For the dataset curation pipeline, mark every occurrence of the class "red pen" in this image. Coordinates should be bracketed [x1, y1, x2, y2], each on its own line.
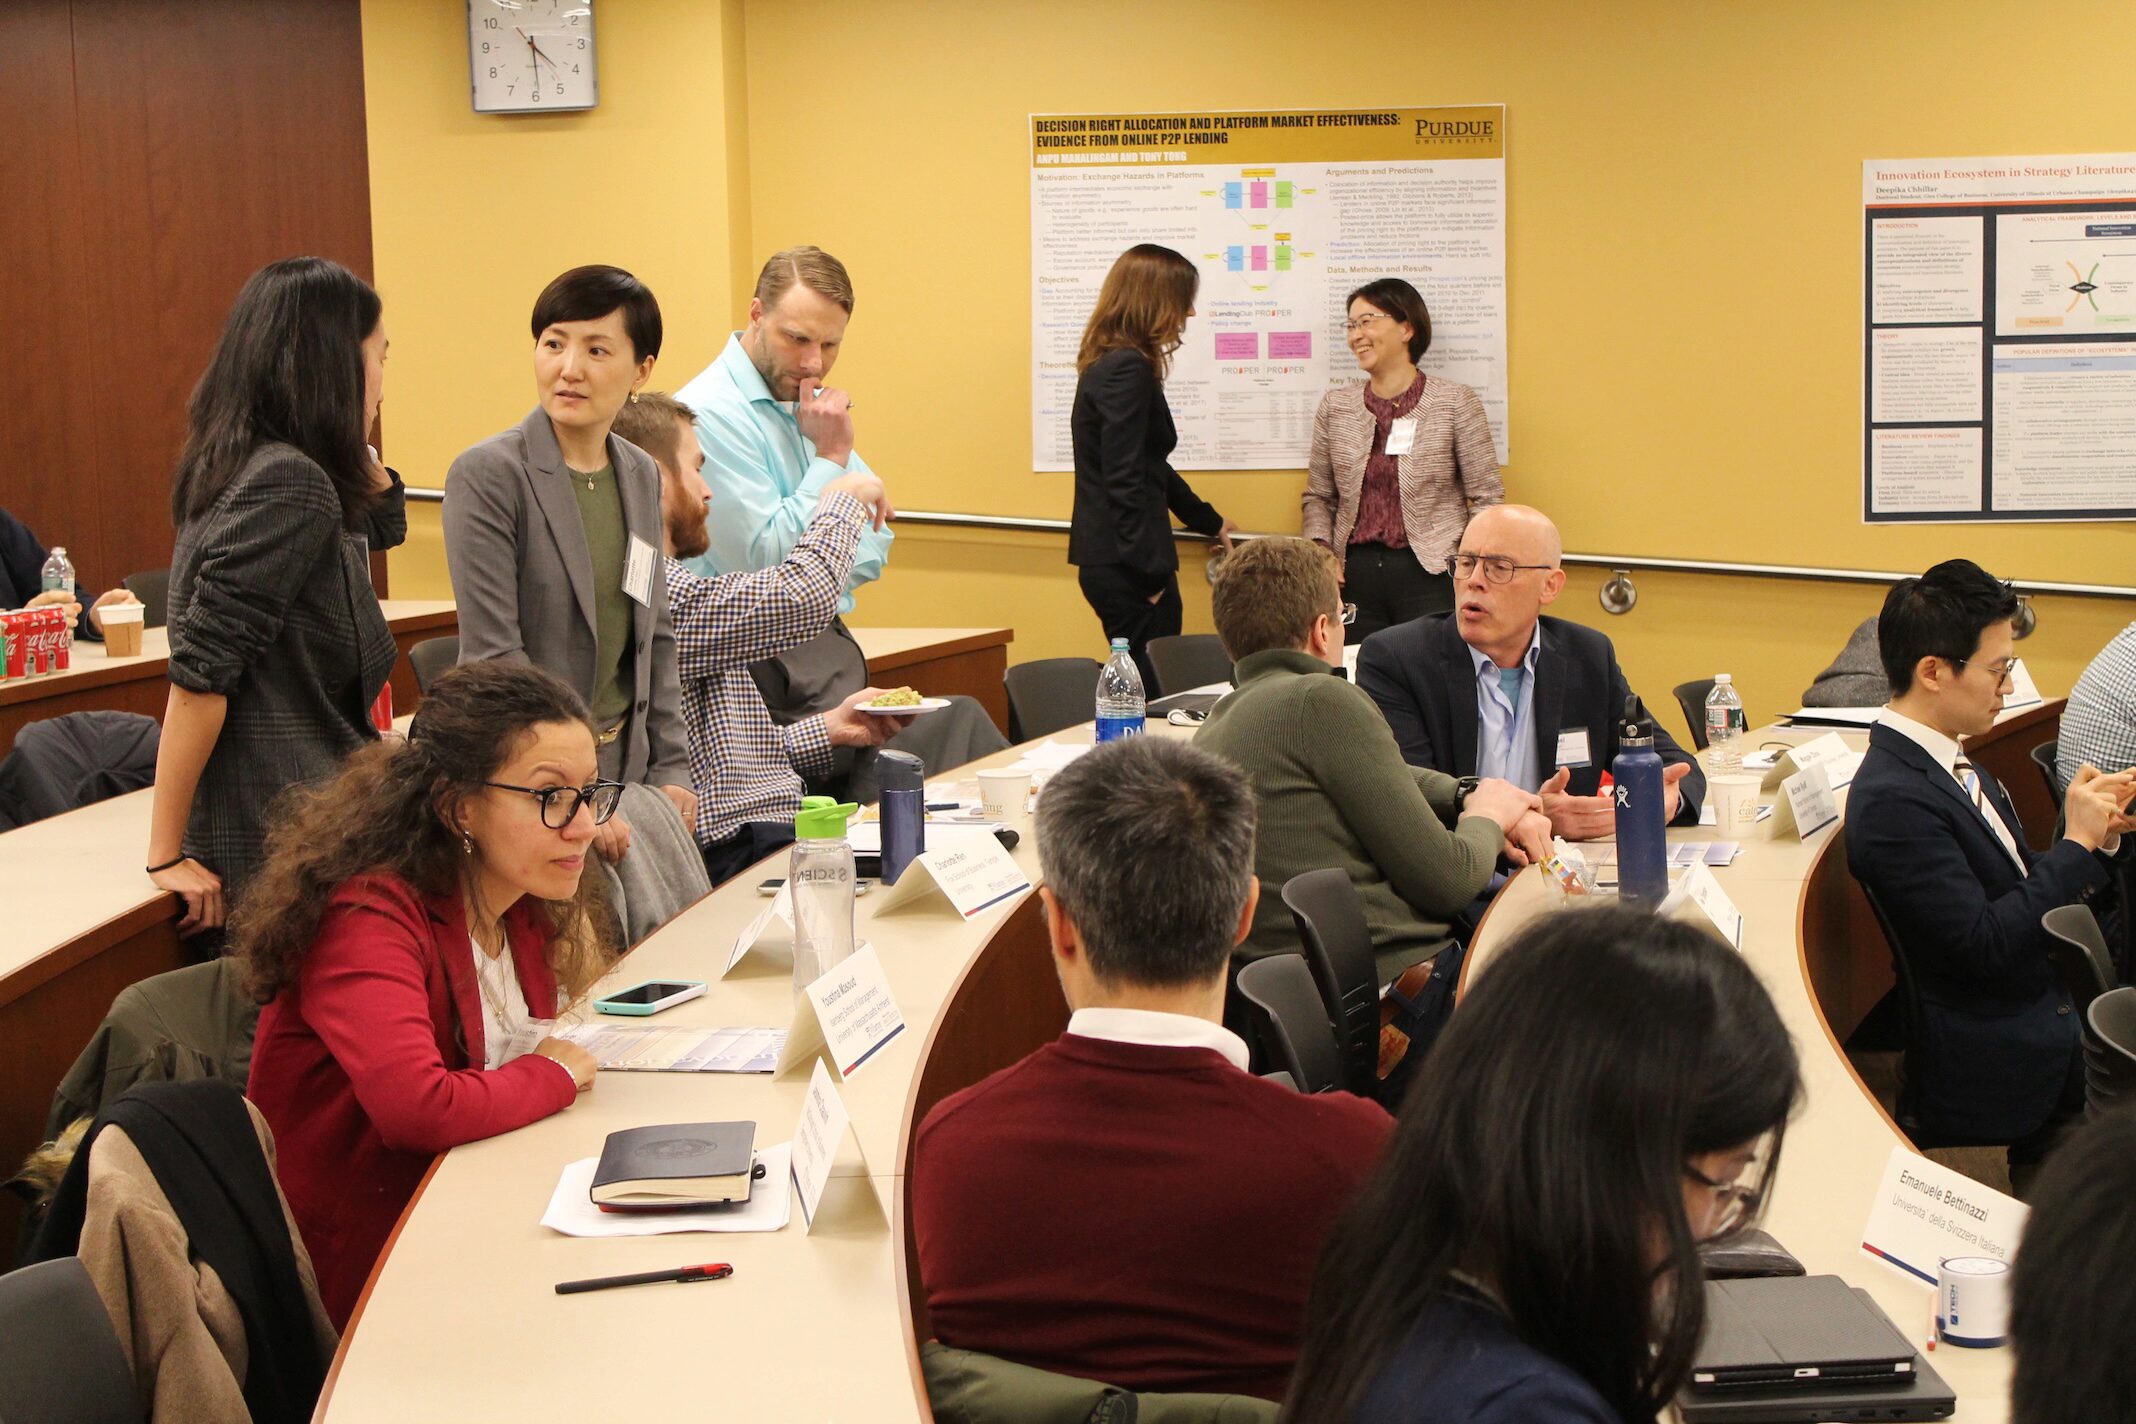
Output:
[555, 1263, 733, 1295]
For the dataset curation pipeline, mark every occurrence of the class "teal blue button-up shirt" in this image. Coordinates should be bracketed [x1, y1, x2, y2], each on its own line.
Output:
[672, 333, 892, 613]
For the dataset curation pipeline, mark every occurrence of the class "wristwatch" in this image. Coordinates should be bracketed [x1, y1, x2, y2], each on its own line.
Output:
[1454, 776, 1480, 815]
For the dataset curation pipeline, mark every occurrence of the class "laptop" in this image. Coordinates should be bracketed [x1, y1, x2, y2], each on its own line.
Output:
[1680, 1280, 1956, 1423]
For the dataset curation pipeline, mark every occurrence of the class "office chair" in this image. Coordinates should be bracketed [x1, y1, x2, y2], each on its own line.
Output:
[2084, 987, 2136, 1117]
[1002, 657, 1101, 742]
[1144, 635, 1233, 698]
[1281, 868, 1380, 1096]
[407, 635, 460, 696]
[1673, 678, 1716, 751]
[1857, 881, 2012, 1149]
[120, 568, 169, 629]
[2041, 904, 2117, 1019]
[1234, 954, 1342, 1094]
[0, 1258, 145, 1424]
[2028, 739, 2063, 804]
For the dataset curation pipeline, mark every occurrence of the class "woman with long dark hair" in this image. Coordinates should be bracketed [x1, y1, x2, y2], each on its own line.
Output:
[238, 660, 616, 1327]
[148, 256, 405, 932]
[1067, 243, 1235, 691]
[1282, 905, 1800, 1423]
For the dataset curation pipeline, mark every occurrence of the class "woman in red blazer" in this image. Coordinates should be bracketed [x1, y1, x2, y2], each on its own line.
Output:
[237, 660, 620, 1326]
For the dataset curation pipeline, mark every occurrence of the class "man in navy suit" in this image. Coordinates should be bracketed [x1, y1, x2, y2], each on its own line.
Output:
[1846, 559, 2135, 1152]
[1356, 504, 1702, 839]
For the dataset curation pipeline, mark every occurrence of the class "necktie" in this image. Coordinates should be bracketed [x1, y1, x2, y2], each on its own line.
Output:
[1955, 757, 2027, 873]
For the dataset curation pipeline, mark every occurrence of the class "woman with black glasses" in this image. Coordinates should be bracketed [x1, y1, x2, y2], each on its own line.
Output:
[237, 661, 621, 1327]
[1280, 905, 1800, 1424]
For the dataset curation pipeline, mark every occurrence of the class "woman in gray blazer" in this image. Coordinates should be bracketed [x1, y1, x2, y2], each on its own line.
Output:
[442, 266, 696, 865]
[148, 257, 406, 933]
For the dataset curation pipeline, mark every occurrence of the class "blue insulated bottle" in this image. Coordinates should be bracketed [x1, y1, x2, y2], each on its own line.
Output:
[877, 749, 927, 886]
[1612, 698, 1668, 911]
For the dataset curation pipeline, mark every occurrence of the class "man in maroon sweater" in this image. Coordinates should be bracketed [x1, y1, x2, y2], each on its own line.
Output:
[912, 736, 1393, 1401]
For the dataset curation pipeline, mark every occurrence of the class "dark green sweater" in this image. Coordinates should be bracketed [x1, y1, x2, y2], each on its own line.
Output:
[1195, 649, 1503, 984]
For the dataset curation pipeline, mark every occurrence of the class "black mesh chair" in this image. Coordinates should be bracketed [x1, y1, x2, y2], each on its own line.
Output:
[121, 568, 169, 629]
[1144, 635, 1233, 698]
[408, 635, 460, 696]
[2042, 904, 2117, 1019]
[1281, 869, 1380, 1097]
[0, 1257, 145, 1424]
[2084, 986, 2136, 1117]
[1673, 678, 1716, 751]
[1858, 881, 2012, 1149]
[1235, 954, 1342, 1095]
[1003, 657, 1101, 742]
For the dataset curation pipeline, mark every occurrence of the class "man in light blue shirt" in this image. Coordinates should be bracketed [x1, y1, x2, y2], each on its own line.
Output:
[673, 245, 893, 614]
[1469, 623, 1542, 791]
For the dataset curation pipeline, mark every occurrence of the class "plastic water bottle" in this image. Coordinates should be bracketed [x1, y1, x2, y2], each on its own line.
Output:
[40, 546, 73, 597]
[876, 749, 926, 886]
[1095, 637, 1146, 743]
[790, 795, 859, 993]
[1704, 674, 1746, 774]
[1612, 698, 1669, 911]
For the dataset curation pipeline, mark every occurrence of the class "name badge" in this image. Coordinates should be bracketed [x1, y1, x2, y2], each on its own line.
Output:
[623, 534, 657, 607]
[1384, 417, 1418, 457]
[1554, 727, 1592, 769]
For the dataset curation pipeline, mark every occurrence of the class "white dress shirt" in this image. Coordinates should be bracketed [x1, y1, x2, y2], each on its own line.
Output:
[1878, 708, 2028, 873]
[1066, 1006, 1251, 1071]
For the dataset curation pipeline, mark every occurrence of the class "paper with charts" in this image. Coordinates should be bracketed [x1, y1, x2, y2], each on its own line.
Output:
[507, 1022, 787, 1073]
[1863, 151, 2136, 521]
[1032, 105, 1507, 471]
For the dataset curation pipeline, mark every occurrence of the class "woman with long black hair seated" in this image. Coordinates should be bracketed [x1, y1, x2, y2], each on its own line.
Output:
[237, 660, 615, 1327]
[1281, 905, 1801, 1424]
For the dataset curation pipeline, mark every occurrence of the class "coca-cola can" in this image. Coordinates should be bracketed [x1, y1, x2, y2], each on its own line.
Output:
[50, 607, 71, 672]
[370, 680, 395, 736]
[0, 611, 24, 680]
[31, 608, 57, 676]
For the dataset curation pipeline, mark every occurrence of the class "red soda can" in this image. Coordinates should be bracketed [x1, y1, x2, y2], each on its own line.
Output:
[370, 680, 394, 735]
[50, 607, 70, 671]
[0, 612, 21, 680]
[26, 610, 50, 676]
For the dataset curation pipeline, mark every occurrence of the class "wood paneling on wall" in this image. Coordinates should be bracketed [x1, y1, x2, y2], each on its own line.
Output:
[2, 0, 376, 595]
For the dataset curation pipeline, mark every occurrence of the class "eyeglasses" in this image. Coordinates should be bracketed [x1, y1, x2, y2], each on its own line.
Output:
[1451, 552, 1555, 585]
[1339, 602, 1358, 625]
[481, 779, 624, 829]
[1342, 313, 1391, 333]
[1952, 655, 2022, 691]
[1683, 1149, 1770, 1242]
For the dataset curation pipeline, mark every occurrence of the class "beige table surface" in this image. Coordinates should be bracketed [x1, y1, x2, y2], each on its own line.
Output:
[1469, 724, 2012, 1422]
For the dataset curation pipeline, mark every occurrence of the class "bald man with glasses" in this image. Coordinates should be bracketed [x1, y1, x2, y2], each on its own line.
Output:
[1356, 503, 1704, 839]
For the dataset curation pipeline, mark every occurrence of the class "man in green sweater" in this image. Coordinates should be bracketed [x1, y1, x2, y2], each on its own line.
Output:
[1195, 538, 1548, 1056]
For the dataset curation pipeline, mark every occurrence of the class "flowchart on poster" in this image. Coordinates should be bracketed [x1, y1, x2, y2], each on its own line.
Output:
[1031, 106, 1507, 472]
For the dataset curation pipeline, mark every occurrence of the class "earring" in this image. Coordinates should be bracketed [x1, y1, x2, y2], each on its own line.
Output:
[461, 830, 475, 857]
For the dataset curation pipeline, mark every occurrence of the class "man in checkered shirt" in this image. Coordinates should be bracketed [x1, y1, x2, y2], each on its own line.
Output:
[614, 392, 911, 886]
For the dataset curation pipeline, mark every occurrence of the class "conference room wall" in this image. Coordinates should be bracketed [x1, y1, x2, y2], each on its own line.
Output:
[363, 0, 753, 601]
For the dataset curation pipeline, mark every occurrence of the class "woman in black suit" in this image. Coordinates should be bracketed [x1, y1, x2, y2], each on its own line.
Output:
[1067, 244, 1233, 691]
[147, 257, 404, 933]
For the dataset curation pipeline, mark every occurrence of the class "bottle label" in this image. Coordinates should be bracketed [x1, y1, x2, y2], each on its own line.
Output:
[1094, 714, 1145, 743]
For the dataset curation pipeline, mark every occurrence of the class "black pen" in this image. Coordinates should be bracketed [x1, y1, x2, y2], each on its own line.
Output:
[555, 1262, 733, 1294]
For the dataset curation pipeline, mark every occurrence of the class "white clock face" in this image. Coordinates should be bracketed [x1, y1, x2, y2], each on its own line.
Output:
[468, 0, 597, 114]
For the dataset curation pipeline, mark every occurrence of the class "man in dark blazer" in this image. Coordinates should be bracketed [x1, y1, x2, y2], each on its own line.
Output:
[1845, 559, 2134, 1150]
[1356, 504, 1702, 836]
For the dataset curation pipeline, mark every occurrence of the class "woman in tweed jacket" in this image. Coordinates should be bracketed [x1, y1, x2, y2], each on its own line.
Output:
[1302, 278, 1503, 643]
[147, 257, 404, 934]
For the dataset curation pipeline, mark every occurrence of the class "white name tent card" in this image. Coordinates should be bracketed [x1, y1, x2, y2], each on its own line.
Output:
[871, 837, 1031, 919]
[1768, 761, 1839, 840]
[723, 884, 793, 978]
[1660, 862, 1744, 948]
[1759, 732, 1863, 792]
[774, 942, 906, 1081]
[2002, 659, 2043, 712]
[1861, 1145, 2028, 1285]
[789, 1059, 882, 1233]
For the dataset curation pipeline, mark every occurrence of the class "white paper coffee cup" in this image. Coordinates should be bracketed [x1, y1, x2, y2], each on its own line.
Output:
[1937, 1255, 2011, 1348]
[1710, 774, 1761, 837]
[977, 769, 1032, 820]
[99, 601, 144, 625]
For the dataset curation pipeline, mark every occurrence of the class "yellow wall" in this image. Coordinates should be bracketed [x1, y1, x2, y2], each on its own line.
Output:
[367, 0, 2135, 712]
[362, 0, 750, 598]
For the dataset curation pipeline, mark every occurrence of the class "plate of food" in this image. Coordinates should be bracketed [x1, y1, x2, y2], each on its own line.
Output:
[858, 687, 952, 715]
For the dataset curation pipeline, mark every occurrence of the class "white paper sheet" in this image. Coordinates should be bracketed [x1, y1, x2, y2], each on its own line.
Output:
[541, 1145, 794, 1236]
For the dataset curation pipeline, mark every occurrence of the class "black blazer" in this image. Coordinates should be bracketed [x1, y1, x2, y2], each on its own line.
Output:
[1356, 612, 1704, 824]
[1067, 348, 1222, 582]
[1844, 722, 2105, 1142]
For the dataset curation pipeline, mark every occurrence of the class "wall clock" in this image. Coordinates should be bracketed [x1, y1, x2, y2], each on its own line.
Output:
[468, 0, 597, 113]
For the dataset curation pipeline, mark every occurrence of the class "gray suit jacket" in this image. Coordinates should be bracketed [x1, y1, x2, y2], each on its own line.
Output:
[442, 408, 690, 789]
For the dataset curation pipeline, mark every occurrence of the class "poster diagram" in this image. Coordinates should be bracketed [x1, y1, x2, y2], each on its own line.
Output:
[1031, 106, 1507, 472]
[1863, 154, 2136, 521]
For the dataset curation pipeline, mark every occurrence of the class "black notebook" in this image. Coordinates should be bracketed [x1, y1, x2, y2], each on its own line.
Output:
[590, 1121, 757, 1207]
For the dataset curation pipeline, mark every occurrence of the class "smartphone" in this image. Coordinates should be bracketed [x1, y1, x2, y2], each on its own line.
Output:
[593, 980, 706, 1017]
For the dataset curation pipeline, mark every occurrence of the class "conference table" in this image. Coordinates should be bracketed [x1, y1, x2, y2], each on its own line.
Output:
[0, 622, 1014, 1248]
[317, 708, 2036, 1422]
[0, 599, 460, 760]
